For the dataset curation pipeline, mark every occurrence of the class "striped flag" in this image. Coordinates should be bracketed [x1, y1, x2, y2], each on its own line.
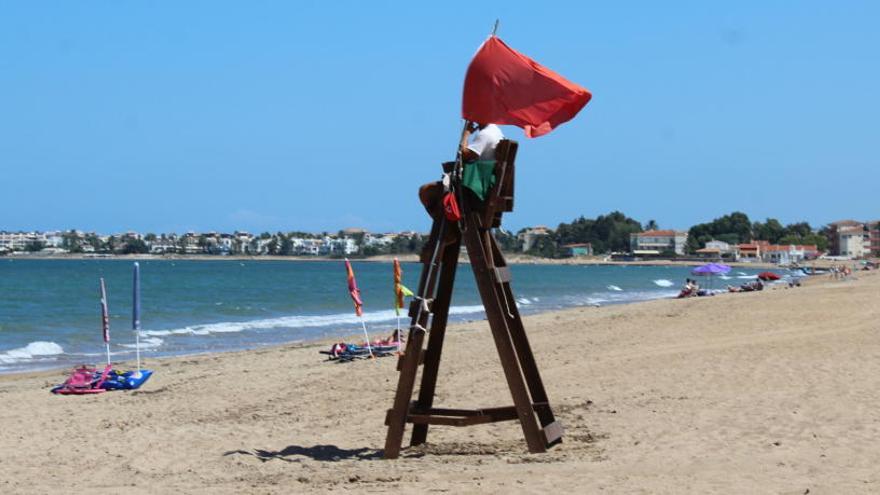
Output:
[393, 258, 413, 316]
[99, 278, 110, 344]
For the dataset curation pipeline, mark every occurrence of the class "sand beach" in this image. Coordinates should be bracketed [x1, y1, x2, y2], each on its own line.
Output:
[1, 270, 877, 493]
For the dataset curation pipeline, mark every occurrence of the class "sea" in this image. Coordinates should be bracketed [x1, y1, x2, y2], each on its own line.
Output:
[0, 259, 790, 374]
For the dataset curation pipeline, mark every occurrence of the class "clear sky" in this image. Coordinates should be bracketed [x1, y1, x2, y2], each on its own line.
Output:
[2, 1, 877, 234]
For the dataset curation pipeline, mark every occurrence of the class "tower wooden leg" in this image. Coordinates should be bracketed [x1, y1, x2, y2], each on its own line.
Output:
[384, 328, 425, 459]
[410, 236, 461, 446]
[487, 234, 560, 433]
[384, 218, 448, 459]
[461, 213, 547, 453]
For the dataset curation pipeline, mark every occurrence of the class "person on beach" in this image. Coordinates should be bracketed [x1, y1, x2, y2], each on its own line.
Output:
[418, 121, 504, 218]
[460, 122, 504, 162]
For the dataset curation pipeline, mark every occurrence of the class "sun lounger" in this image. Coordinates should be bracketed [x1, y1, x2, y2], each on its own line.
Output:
[51, 364, 112, 395]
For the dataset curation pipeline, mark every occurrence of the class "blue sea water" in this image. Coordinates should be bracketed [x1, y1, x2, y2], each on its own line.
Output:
[0, 259, 781, 373]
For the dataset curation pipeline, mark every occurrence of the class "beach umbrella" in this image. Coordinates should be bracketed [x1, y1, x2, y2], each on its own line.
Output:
[758, 271, 781, 281]
[99, 278, 111, 366]
[691, 263, 732, 275]
[691, 263, 731, 291]
[132, 262, 142, 373]
[345, 259, 373, 358]
[393, 258, 413, 354]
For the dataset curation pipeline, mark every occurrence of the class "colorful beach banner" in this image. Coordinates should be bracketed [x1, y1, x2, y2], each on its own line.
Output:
[345, 258, 364, 317]
[393, 258, 413, 316]
[343, 259, 373, 357]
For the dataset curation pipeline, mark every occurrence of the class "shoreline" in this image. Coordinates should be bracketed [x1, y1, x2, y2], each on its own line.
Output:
[0, 282, 675, 378]
[0, 270, 814, 379]
[2, 251, 795, 269]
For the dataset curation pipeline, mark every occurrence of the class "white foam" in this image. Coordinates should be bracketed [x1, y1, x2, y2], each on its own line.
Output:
[0, 341, 64, 364]
[517, 297, 531, 305]
[138, 305, 487, 339]
[607, 285, 623, 291]
[737, 275, 757, 279]
[719, 275, 732, 280]
[653, 279, 675, 287]
[120, 337, 163, 349]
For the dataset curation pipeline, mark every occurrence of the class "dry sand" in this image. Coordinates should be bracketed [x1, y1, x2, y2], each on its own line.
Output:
[1, 271, 878, 494]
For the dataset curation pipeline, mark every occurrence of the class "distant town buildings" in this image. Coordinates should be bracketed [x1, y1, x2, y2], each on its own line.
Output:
[0, 228, 426, 257]
[3, 217, 879, 261]
[629, 230, 689, 256]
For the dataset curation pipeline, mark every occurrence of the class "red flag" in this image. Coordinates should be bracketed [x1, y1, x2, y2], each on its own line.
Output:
[462, 36, 591, 138]
[344, 259, 364, 317]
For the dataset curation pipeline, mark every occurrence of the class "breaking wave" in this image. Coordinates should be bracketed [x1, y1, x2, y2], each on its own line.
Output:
[138, 305, 487, 340]
[0, 341, 64, 365]
[653, 279, 675, 287]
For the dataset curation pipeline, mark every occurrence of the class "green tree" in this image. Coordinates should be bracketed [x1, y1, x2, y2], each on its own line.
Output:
[25, 240, 46, 252]
[752, 218, 785, 243]
[493, 229, 520, 252]
[526, 235, 558, 258]
[280, 234, 294, 255]
[686, 212, 752, 253]
[554, 211, 642, 254]
[121, 239, 149, 254]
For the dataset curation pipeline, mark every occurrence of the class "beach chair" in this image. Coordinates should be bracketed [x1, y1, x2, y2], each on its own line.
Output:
[385, 138, 562, 459]
[51, 364, 112, 395]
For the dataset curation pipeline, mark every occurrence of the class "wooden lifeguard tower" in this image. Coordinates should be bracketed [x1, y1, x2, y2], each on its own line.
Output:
[383, 139, 563, 459]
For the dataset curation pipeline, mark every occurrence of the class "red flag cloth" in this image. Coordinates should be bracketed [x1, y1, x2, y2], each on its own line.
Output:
[462, 36, 591, 138]
[345, 259, 364, 317]
[442, 192, 462, 221]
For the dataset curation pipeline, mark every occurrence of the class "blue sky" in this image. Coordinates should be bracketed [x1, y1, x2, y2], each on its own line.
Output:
[1, 1, 877, 234]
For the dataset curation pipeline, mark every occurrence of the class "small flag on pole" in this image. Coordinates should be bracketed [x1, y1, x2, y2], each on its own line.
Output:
[393, 258, 413, 317]
[344, 259, 373, 358]
[345, 258, 364, 317]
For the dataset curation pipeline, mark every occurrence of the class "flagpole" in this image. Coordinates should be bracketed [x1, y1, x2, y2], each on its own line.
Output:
[396, 314, 402, 354]
[360, 318, 375, 358]
[132, 262, 142, 373]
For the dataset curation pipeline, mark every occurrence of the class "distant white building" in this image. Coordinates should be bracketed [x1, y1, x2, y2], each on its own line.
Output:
[293, 238, 322, 256]
[44, 231, 64, 248]
[838, 228, 869, 258]
[629, 230, 688, 256]
[829, 220, 869, 258]
[761, 244, 820, 264]
[695, 239, 734, 259]
[149, 239, 177, 254]
[518, 226, 553, 252]
[365, 233, 396, 248]
[329, 237, 358, 255]
[0, 231, 44, 251]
